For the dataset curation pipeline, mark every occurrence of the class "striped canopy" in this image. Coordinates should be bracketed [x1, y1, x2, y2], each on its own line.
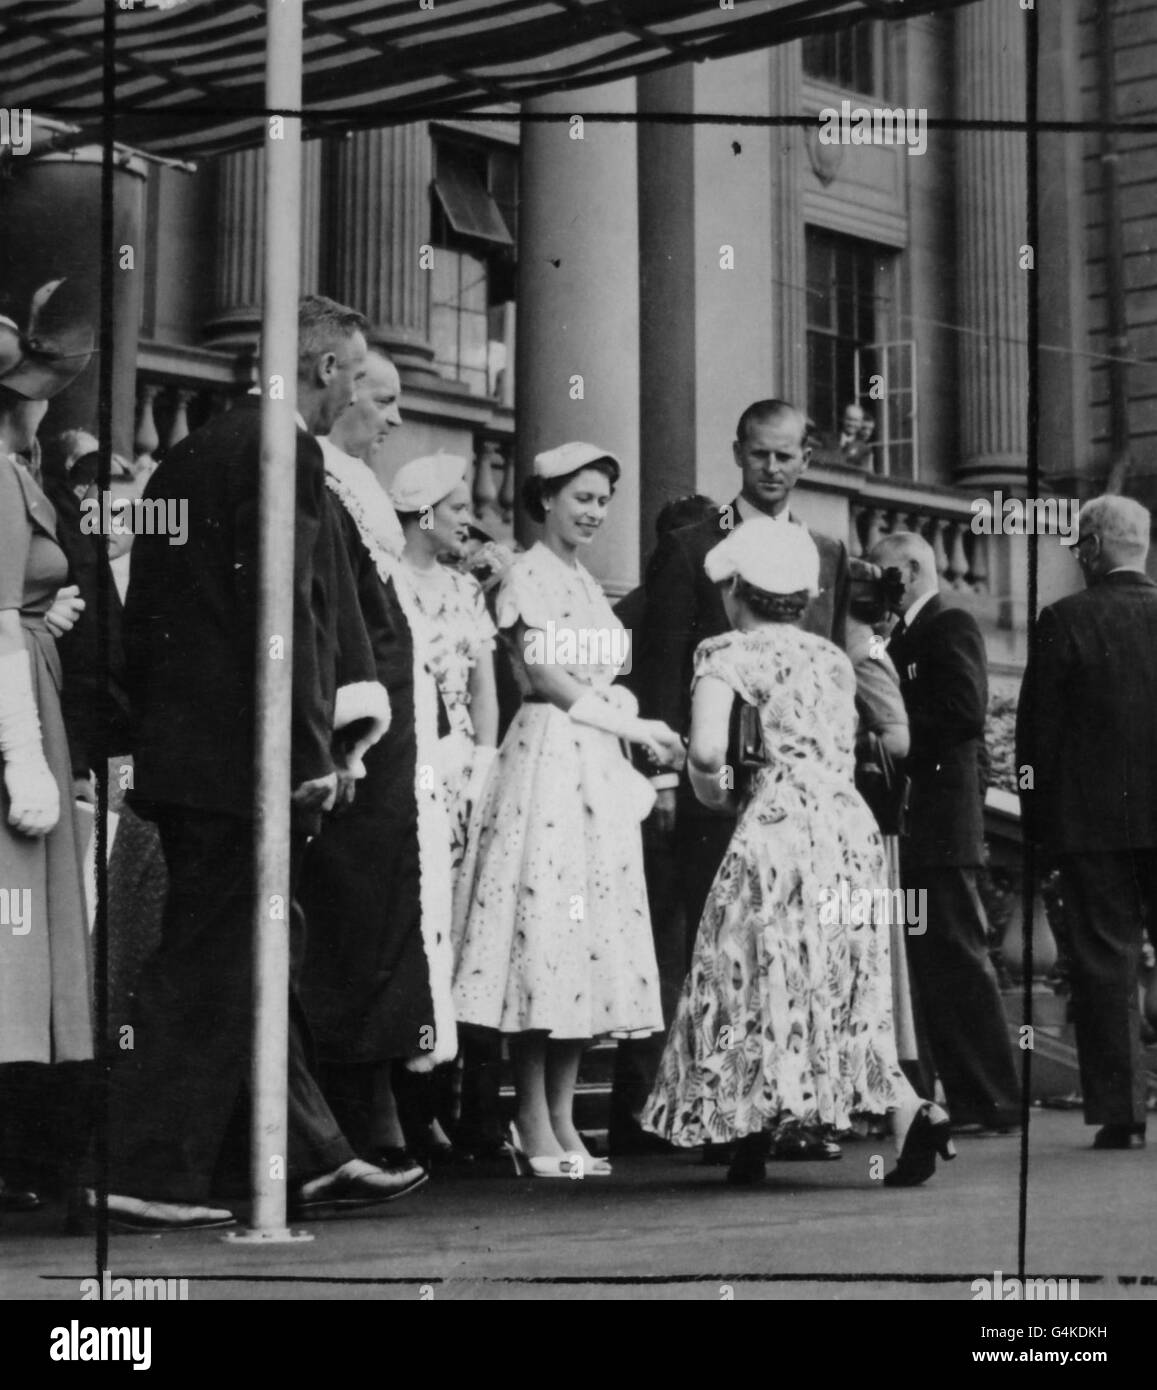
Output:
[4, 0, 969, 160]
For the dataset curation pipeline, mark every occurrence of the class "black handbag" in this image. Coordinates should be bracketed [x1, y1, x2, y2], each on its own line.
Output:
[726, 696, 767, 799]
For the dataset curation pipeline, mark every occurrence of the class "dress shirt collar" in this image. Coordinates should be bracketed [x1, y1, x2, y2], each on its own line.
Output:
[735, 493, 792, 527]
[901, 587, 937, 631]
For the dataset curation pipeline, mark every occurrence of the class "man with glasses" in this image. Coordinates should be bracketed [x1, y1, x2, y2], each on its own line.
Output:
[1018, 494, 1157, 1150]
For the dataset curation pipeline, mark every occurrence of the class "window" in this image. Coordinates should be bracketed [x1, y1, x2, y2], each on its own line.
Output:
[802, 22, 880, 96]
[429, 137, 517, 399]
[805, 227, 913, 477]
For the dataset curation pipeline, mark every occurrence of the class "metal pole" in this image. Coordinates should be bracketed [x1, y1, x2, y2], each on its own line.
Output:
[227, 0, 312, 1244]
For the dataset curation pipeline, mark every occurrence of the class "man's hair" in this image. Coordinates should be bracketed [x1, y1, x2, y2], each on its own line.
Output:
[1081, 494, 1151, 554]
[297, 295, 367, 376]
[872, 530, 937, 574]
[735, 399, 808, 449]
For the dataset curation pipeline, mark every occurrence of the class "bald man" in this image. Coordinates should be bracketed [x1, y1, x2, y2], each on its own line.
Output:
[1017, 495, 1157, 1149]
[871, 531, 1020, 1136]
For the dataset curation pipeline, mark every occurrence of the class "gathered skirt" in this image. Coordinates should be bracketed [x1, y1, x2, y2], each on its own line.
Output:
[452, 702, 663, 1040]
[643, 766, 917, 1145]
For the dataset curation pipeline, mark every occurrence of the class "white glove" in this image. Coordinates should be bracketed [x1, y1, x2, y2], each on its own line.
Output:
[568, 690, 683, 767]
[465, 744, 497, 807]
[0, 649, 60, 837]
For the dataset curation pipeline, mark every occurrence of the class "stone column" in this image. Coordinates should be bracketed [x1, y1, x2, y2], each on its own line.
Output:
[637, 67, 696, 555]
[1036, 0, 1091, 500]
[516, 81, 640, 594]
[769, 40, 806, 410]
[202, 141, 321, 350]
[953, 0, 1029, 489]
[330, 124, 437, 376]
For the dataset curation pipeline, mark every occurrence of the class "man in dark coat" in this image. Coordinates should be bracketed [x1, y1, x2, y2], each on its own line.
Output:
[872, 530, 1020, 1135]
[102, 296, 419, 1230]
[1017, 494, 1157, 1149]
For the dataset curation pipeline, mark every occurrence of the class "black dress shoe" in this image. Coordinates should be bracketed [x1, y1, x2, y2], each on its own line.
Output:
[89, 1192, 236, 1232]
[1092, 1125, 1146, 1151]
[290, 1160, 428, 1219]
[0, 1179, 43, 1212]
[883, 1104, 956, 1188]
[725, 1134, 767, 1186]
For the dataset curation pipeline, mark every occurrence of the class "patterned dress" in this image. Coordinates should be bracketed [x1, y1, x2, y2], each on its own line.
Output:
[452, 542, 663, 1039]
[642, 626, 918, 1145]
[401, 561, 497, 873]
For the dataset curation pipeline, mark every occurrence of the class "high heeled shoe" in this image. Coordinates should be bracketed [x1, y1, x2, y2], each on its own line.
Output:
[504, 1124, 583, 1179]
[883, 1103, 956, 1187]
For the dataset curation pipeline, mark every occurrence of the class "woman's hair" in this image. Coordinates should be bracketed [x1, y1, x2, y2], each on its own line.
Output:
[521, 457, 619, 525]
[732, 576, 810, 623]
[395, 508, 422, 529]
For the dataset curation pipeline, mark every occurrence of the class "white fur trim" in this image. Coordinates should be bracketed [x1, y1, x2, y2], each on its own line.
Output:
[324, 452, 459, 1068]
[333, 680, 391, 735]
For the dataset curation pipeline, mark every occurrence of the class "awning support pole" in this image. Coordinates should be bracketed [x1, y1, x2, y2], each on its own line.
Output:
[225, 0, 313, 1246]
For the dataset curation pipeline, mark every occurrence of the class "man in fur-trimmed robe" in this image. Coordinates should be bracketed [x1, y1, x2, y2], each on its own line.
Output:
[297, 349, 458, 1165]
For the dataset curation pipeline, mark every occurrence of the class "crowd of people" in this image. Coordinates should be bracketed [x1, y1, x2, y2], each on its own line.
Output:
[1, 285, 1150, 1233]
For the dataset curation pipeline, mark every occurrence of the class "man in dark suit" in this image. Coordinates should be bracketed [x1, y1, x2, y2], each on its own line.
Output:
[102, 297, 417, 1230]
[1017, 494, 1157, 1150]
[638, 399, 849, 955]
[871, 531, 1020, 1135]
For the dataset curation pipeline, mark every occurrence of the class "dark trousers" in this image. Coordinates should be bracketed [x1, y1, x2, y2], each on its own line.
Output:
[106, 810, 353, 1203]
[1058, 850, 1154, 1127]
[902, 862, 1021, 1126]
[609, 815, 695, 1141]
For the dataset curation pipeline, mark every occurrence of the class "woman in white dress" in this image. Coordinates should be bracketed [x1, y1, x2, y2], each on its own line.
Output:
[452, 442, 684, 1175]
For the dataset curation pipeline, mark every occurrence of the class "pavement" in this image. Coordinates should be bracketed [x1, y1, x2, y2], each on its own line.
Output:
[3, 1108, 1156, 1302]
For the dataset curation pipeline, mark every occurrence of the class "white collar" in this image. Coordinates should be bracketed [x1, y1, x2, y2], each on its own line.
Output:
[903, 588, 937, 628]
[735, 494, 792, 526]
[1107, 565, 1148, 576]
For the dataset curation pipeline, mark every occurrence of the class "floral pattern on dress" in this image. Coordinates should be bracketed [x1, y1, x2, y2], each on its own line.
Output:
[642, 626, 918, 1146]
[402, 562, 497, 870]
[451, 543, 663, 1039]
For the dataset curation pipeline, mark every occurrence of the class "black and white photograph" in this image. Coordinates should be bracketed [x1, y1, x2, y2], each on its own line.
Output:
[1, 0, 1155, 1350]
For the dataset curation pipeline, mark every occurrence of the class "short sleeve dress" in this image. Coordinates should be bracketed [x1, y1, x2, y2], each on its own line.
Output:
[642, 625, 917, 1146]
[451, 542, 663, 1040]
[0, 454, 92, 1064]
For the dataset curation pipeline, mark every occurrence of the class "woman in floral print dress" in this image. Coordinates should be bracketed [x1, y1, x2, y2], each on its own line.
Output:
[642, 519, 955, 1188]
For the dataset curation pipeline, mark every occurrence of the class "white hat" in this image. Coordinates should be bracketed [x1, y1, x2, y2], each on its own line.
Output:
[388, 452, 469, 513]
[533, 440, 621, 481]
[703, 517, 820, 596]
